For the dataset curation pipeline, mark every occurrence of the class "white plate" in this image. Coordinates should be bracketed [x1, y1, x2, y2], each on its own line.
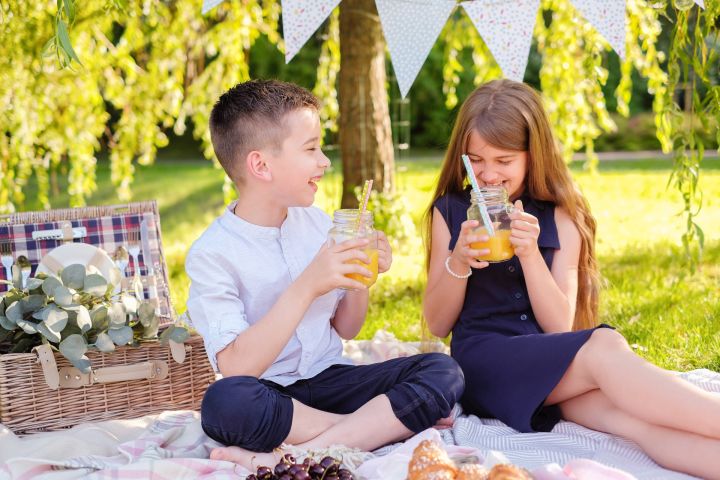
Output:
[36, 243, 118, 283]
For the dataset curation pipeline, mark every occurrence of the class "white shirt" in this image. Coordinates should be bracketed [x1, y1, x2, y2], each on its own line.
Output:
[185, 202, 350, 386]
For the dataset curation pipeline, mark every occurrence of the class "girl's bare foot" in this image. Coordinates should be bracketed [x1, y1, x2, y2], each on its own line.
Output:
[209, 446, 280, 470]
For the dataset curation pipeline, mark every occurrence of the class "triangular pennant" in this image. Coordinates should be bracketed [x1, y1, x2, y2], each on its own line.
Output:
[202, 0, 225, 14]
[696, 0, 705, 8]
[571, 0, 626, 60]
[282, 0, 341, 63]
[462, 0, 540, 82]
[376, 0, 457, 98]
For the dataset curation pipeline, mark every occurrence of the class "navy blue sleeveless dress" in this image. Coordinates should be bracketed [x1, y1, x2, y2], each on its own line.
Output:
[435, 188, 607, 432]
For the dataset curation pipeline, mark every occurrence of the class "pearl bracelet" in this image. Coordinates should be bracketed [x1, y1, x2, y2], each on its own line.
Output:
[444, 256, 472, 279]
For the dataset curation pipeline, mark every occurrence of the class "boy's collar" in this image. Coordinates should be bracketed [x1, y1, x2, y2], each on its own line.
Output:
[221, 201, 282, 239]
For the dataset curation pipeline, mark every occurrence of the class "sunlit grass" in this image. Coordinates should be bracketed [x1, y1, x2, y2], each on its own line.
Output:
[18, 154, 720, 370]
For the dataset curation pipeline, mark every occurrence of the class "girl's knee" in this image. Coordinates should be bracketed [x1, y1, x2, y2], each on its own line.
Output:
[587, 328, 628, 354]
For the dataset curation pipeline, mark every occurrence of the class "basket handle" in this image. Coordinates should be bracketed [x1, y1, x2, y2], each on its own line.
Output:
[34, 342, 185, 390]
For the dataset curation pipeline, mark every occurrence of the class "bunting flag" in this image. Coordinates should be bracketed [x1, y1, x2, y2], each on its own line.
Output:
[201, 0, 224, 14]
[571, 0, 626, 60]
[696, 0, 705, 8]
[282, 0, 340, 62]
[375, 0, 457, 98]
[462, 0, 540, 82]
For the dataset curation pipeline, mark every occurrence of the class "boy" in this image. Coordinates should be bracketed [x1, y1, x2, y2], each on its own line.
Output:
[186, 79, 464, 468]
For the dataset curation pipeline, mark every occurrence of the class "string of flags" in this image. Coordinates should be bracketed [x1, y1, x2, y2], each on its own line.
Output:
[202, 0, 706, 98]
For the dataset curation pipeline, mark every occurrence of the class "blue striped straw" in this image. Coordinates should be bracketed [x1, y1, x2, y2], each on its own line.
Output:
[461, 154, 495, 236]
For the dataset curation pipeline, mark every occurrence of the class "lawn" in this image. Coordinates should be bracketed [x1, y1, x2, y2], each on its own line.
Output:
[16, 153, 720, 371]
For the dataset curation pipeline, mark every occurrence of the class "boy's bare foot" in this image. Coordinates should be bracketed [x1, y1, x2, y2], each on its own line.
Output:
[434, 415, 454, 429]
[210, 446, 280, 470]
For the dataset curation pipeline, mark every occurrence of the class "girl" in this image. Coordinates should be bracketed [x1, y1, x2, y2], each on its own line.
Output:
[423, 79, 720, 479]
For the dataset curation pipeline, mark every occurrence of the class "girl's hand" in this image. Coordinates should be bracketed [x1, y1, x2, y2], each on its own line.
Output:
[376, 231, 393, 274]
[449, 219, 491, 272]
[509, 200, 540, 259]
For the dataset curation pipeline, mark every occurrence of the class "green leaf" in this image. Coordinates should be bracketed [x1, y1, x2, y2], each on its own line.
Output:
[21, 294, 47, 313]
[44, 305, 69, 333]
[75, 305, 92, 333]
[32, 306, 50, 321]
[83, 273, 108, 296]
[138, 301, 155, 327]
[5, 301, 23, 323]
[60, 264, 85, 290]
[55, 18, 82, 65]
[70, 356, 91, 374]
[90, 305, 108, 329]
[36, 322, 61, 343]
[16, 319, 38, 334]
[42, 276, 63, 297]
[26, 278, 44, 291]
[142, 316, 159, 339]
[94, 332, 115, 352]
[160, 325, 189, 346]
[121, 294, 139, 314]
[108, 326, 132, 346]
[53, 285, 74, 307]
[108, 303, 126, 327]
[59, 334, 87, 361]
[0, 315, 16, 330]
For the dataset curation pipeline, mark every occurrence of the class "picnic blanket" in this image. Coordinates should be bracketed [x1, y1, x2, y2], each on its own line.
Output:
[1, 332, 716, 479]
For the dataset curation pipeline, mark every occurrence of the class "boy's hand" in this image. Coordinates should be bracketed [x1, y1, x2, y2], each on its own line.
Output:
[377, 231, 392, 274]
[299, 238, 373, 297]
[449, 219, 490, 271]
[509, 200, 540, 259]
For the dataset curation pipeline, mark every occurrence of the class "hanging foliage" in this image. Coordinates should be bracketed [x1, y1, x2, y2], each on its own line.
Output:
[661, 0, 719, 266]
[0, 0, 280, 213]
[2, 0, 717, 265]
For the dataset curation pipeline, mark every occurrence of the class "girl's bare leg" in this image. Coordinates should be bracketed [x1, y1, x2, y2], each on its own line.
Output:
[560, 389, 720, 480]
[547, 328, 720, 438]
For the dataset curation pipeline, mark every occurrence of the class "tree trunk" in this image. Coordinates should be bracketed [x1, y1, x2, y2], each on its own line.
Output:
[338, 0, 394, 209]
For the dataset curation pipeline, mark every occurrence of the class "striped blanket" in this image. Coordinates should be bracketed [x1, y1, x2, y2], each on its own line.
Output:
[1, 367, 716, 479]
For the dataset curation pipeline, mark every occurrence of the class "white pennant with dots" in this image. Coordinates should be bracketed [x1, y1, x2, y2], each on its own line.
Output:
[282, 0, 341, 62]
[462, 0, 540, 82]
[375, 0, 457, 98]
[571, 0, 627, 60]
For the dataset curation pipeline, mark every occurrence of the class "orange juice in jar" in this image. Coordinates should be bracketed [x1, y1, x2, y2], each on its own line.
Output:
[467, 187, 515, 263]
[328, 209, 379, 288]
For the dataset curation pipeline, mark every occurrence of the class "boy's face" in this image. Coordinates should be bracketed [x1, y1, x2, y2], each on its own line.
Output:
[266, 108, 330, 207]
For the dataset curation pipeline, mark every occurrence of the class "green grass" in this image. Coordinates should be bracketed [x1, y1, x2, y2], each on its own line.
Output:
[16, 153, 720, 371]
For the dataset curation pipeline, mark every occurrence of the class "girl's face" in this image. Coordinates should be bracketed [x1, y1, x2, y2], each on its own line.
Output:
[465, 129, 528, 200]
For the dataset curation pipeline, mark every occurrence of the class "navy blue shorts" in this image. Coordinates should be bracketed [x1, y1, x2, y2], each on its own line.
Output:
[200, 353, 464, 452]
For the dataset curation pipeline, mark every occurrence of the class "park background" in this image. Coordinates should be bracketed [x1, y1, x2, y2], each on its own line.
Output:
[2, 1, 719, 372]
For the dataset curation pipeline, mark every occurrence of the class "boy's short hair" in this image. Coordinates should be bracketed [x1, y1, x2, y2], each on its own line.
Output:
[209, 79, 320, 182]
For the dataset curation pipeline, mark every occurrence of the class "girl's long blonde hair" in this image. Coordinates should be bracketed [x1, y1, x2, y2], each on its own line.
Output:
[423, 79, 599, 330]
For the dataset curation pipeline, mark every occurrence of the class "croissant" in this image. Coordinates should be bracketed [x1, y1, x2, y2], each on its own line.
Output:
[407, 439, 458, 480]
[487, 464, 532, 480]
[456, 463, 489, 480]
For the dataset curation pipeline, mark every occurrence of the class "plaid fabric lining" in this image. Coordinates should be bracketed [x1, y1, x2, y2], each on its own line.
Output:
[0, 211, 172, 323]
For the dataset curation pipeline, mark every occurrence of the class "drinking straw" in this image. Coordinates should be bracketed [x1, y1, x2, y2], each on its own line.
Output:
[357, 179, 373, 231]
[461, 154, 495, 236]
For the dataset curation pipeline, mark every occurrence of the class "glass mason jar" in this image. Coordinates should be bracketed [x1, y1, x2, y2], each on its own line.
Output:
[467, 186, 515, 262]
[328, 209, 379, 288]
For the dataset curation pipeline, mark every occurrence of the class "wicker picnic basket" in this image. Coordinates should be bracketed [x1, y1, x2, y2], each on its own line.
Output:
[0, 202, 215, 435]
